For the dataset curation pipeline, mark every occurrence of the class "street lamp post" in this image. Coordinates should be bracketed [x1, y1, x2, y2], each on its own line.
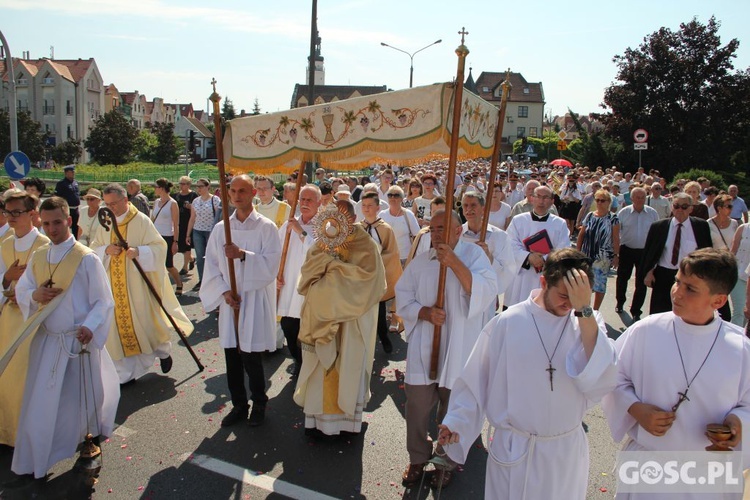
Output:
[380, 39, 442, 88]
[0, 30, 18, 152]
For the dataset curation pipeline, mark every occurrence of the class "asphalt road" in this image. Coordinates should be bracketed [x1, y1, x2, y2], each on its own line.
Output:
[0, 265, 643, 500]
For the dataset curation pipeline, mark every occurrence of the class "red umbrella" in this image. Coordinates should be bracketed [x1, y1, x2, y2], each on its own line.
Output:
[549, 158, 573, 167]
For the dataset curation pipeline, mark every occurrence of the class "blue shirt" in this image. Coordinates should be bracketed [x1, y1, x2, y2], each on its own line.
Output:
[731, 196, 748, 220]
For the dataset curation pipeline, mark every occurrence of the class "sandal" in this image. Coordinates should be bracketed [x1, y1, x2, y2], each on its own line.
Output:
[402, 463, 425, 486]
[175, 285, 183, 296]
[430, 468, 454, 489]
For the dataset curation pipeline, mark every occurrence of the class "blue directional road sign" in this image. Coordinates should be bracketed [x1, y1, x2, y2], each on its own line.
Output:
[4, 151, 31, 180]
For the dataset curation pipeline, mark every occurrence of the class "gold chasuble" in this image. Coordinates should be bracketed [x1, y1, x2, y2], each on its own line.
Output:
[294, 225, 386, 419]
[92, 203, 193, 361]
[0, 233, 50, 446]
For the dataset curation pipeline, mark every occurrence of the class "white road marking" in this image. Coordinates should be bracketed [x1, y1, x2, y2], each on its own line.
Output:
[181, 453, 339, 500]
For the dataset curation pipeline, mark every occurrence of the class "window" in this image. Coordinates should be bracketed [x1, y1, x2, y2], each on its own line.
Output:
[482, 86, 489, 92]
[517, 127, 526, 138]
[523, 88, 530, 94]
[67, 124, 72, 139]
[43, 99, 55, 115]
[529, 127, 538, 137]
[66, 100, 72, 115]
[518, 106, 529, 118]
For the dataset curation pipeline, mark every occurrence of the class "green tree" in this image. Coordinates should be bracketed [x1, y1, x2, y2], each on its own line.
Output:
[252, 98, 261, 116]
[602, 16, 750, 178]
[221, 97, 237, 121]
[0, 110, 47, 162]
[133, 129, 158, 162]
[150, 122, 180, 164]
[50, 138, 83, 165]
[84, 110, 138, 165]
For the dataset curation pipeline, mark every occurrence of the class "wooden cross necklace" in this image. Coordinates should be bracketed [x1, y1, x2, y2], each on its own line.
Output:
[671, 319, 722, 412]
[531, 313, 569, 391]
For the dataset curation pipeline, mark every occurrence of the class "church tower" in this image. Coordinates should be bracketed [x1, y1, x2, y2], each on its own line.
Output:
[306, 32, 325, 86]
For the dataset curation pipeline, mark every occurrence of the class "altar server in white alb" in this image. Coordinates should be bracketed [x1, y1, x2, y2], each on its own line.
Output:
[602, 248, 750, 500]
[11, 197, 119, 480]
[438, 248, 618, 499]
[200, 175, 282, 427]
[396, 209, 497, 488]
[505, 185, 570, 308]
[459, 191, 516, 325]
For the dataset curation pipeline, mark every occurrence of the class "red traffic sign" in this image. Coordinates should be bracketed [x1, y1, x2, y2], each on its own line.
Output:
[633, 129, 648, 143]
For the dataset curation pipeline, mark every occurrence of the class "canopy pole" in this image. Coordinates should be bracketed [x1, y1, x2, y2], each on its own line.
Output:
[209, 79, 241, 353]
[429, 28, 469, 380]
[479, 70, 512, 243]
[277, 162, 307, 302]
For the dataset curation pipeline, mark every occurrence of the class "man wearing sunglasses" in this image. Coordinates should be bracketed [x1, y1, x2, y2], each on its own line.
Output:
[641, 192, 712, 314]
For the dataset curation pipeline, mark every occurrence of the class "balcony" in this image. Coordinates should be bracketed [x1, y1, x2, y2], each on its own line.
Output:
[43, 105, 55, 115]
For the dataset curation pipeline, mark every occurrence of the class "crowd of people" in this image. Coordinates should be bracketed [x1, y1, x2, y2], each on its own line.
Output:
[0, 158, 749, 498]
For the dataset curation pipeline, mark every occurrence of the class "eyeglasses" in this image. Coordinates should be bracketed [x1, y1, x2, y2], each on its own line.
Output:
[595, 199, 609, 203]
[722, 204, 733, 209]
[672, 203, 691, 210]
[535, 195, 554, 200]
[387, 193, 402, 198]
[422, 182, 435, 187]
[1, 209, 30, 217]
[104, 198, 127, 208]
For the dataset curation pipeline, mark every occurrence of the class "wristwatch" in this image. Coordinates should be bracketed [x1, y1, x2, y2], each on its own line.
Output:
[300, 230, 308, 238]
[239, 252, 246, 263]
[574, 305, 594, 318]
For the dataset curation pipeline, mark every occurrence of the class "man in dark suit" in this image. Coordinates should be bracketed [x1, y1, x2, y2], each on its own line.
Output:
[641, 192, 713, 317]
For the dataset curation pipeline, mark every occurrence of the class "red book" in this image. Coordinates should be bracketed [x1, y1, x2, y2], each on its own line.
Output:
[523, 229, 553, 255]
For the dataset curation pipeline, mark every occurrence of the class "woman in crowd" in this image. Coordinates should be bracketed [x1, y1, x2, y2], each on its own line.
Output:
[411, 173, 438, 227]
[403, 179, 422, 209]
[684, 181, 709, 219]
[379, 185, 420, 267]
[730, 218, 750, 327]
[186, 178, 221, 289]
[153, 178, 183, 295]
[173, 176, 197, 275]
[77, 188, 102, 247]
[576, 189, 620, 310]
[708, 193, 740, 322]
[488, 182, 511, 230]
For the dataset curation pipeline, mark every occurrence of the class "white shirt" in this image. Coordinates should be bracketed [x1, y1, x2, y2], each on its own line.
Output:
[658, 217, 697, 269]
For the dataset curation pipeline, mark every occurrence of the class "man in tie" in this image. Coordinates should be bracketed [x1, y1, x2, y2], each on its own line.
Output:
[641, 192, 712, 314]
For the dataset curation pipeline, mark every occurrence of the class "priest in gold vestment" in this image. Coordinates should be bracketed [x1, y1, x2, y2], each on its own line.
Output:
[92, 184, 193, 384]
[293, 200, 386, 436]
[0, 191, 49, 446]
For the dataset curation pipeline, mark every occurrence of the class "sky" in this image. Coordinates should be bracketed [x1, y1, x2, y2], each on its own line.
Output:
[1, 0, 747, 119]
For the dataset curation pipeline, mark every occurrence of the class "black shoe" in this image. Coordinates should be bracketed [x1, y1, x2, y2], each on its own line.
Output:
[179, 269, 188, 276]
[221, 407, 248, 427]
[160, 355, 173, 374]
[632, 315, 641, 322]
[3, 474, 35, 488]
[248, 405, 266, 427]
[189, 260, 195, 271]
[615, 304, 624, 314]
[194, 280, 202, 289]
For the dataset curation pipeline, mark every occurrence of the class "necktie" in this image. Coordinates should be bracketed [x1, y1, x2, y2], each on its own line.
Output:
[671, 222, 683, 266]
